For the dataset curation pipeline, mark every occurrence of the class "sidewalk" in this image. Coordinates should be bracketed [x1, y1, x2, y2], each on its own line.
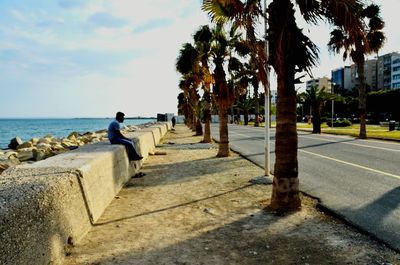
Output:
[65, 125, 400, 265]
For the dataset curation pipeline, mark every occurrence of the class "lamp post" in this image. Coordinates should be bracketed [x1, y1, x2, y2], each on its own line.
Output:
[264, 0, 270, 176]
[331, 84, 334, 128]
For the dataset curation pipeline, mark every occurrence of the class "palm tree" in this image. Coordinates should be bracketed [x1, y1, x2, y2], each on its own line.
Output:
[299, 86, 335, 134]
[194, 25, 214, 143]
[328, 4, 385, 139]
[203, 0, 363, 211]
[235, 96, 255, 125]
[176, 43, 203, 135]
[209, 23, 241, 157]
[177, 92, 190, 124]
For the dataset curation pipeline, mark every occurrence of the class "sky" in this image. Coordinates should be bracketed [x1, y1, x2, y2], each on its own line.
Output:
[0, 0, 398, 118]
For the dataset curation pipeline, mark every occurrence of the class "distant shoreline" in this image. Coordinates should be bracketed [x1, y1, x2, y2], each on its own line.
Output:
[0, 117, 157, 120]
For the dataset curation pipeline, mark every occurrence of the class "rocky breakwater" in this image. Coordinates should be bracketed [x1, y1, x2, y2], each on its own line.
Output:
[0, 124, 145, 175]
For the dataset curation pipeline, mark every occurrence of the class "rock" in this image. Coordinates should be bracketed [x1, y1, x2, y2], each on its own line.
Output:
[79, 135, 96, 144]
[51, 144, 66, 152]
[17, 150, 34, 161]
[68, 132, 79, 140]
[30, 138, 39, 145]
[61, 139, 77, 148]
[33, 149, 47, 161]
[8, 137, 23, 149]
[38, 138, 51, 144]
[0, 158, 20, 174]
[17, 141, 33, 150]
[125, 125, 139, 132]
[36, 143, 52, 150]
[5, 151, 18, 159]
[95, 129, 107, 134]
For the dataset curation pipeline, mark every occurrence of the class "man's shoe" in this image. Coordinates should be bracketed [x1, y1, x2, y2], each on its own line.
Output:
[132, 172, 146, 178]
[132, 156, 143, 161]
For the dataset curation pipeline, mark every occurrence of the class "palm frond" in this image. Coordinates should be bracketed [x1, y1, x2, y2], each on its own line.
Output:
[295, 0, 322, 24]
[202, 0, 244, 24]
[367, 31, 385, 53]
[176, 43, 199, 75]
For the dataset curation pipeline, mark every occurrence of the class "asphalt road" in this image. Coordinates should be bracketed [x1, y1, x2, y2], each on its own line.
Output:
[211, 124, 400, 251]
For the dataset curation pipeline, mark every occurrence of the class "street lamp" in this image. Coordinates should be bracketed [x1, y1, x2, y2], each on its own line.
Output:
[331, 83, 334, 128]
[264, 0, 270, 176]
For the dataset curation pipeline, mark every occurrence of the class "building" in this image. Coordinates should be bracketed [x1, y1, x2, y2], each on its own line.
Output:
[392, 53, 400, 89]
[305, 77, 332, 93]
[365, 59, 378, 90]
[331, 68, 344, 93]
[343, 65, 353, 92]
[377, 52, 400, 90]
[316, 52, 400, 95]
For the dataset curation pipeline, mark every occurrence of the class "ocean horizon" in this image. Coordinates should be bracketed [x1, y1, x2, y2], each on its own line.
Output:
[0, 118, 156, 149]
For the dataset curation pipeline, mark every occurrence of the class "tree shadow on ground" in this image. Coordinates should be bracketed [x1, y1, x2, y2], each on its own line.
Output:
[127, 155, 244, 188]
[94, 184, 254, 226]
[85, 210, 392, 265]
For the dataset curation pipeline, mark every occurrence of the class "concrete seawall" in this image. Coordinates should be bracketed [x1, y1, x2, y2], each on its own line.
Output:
[0, 122, 171, 265]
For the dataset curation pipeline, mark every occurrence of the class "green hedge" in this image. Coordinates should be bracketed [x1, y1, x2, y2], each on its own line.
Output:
[327, 119, 352, 127]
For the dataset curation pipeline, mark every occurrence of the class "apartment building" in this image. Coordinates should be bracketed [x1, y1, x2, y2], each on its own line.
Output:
[331, 52, 399, 93]
[305, 77, 332, 93]
[377, 52, 400, 90]
[392, 53, 400, 89]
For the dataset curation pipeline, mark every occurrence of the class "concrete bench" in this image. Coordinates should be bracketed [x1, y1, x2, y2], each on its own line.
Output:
[0, 122, 170, 265]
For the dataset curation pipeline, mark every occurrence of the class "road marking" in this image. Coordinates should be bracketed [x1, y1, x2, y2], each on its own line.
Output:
[299, 135, 400, 152]
[229, 131, 264, 139]
[299, 149, 400, 180]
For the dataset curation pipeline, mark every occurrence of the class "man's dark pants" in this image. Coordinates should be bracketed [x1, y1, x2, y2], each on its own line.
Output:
[110, 138, 141, 161]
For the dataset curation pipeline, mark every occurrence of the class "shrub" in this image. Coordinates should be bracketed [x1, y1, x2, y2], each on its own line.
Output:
[327, 119, 352, 127]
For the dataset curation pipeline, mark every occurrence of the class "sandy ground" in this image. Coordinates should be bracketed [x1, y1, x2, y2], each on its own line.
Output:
[65, 124, 400, 265]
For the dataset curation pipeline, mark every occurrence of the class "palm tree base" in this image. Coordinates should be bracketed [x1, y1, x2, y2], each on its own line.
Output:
[216, 142, 230, 157]
[359, 133, 367, 139]
[270, 176, 301, 212]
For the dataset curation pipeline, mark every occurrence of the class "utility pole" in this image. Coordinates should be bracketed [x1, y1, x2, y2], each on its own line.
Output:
[264, 0, 270, 176]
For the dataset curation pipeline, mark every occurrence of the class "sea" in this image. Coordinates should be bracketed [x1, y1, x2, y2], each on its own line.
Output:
[0, 118, 156, 150]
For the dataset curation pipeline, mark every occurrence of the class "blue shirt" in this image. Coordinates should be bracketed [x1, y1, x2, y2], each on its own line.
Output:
[108, 120, 121, 141]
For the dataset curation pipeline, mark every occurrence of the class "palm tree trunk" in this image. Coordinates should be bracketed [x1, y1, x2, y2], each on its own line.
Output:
[312, 103, 321, 134]
[203, 91, 212, 143]
[244, 110, 249, 125]
[217, 107, 230, 157]
[357, 60, 367, 139]
[271, 73, 301, 211]
[270, 0, 301, 211]
[196, 119, 203, 136]
[191, 115, 196, 132]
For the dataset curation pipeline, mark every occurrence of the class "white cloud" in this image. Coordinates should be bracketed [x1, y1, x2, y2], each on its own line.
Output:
[1, 0, 398, 117]
[9, 9, 27, 22]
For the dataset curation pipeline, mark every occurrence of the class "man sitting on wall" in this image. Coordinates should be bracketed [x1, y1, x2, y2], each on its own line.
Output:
[108, 112, 143, 162]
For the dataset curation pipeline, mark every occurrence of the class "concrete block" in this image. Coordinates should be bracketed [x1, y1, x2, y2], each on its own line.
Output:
[0, 167, 91, 265]
[21, 142, 133, 223]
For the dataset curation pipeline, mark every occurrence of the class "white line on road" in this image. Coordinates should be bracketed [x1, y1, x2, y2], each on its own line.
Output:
[299, 135, 400, 152]
[299, 149, 400, 180]
[228, 131, 264, 139]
